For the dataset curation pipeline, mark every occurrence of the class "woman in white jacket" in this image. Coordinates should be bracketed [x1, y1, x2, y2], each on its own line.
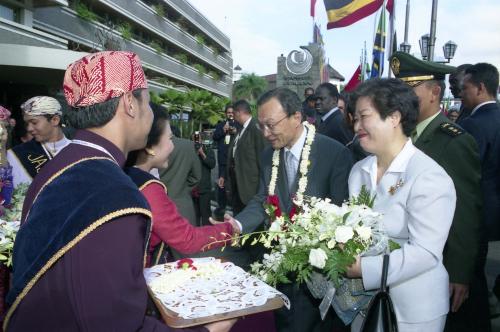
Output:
[346, 78, 456, 332]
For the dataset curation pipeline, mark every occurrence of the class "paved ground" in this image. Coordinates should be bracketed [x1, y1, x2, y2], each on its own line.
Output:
[486, 241, 500, 332]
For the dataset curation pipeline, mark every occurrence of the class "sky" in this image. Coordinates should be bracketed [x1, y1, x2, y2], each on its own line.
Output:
[189, 0, 500, 83]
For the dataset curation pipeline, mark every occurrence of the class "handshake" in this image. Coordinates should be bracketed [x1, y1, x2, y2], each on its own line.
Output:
[209, 213, 242, 235]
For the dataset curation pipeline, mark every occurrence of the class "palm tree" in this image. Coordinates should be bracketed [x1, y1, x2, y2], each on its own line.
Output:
[233, 73, 268, 104]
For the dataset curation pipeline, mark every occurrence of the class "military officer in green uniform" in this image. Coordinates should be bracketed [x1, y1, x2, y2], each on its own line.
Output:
[390, 52, 490, 332]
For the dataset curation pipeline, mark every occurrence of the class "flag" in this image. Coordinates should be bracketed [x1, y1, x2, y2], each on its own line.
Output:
[311, 0, 318, 17]
[386, 0, 394, 15]
[344, 65, 362, 92]
[370, 9, 386, 78]
[313, 23, 324, 44]
[324, 0, 383, 29]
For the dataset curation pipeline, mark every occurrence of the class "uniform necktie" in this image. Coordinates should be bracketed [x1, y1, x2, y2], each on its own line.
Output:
[285, 150, 297, 192]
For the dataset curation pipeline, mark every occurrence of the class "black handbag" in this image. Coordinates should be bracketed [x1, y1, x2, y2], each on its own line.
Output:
[360, 254, 398, 332]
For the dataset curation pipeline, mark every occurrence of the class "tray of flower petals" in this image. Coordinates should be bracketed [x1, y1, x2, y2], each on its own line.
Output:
[144, 257, 290, 328]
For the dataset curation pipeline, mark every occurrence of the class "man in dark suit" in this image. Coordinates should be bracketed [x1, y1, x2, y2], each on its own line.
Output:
[192, 131, 216, 226]
[223, 88, 353, 332]
[159, 129, 201, 224]
[448, 64, 472, 125]
[460, 63, 500, 243]
[315, 82, 353, 145]
[460, 63, 500, 313]
[225, 99, 267, 214]
[391, 51, 487, 332]
[212, 104, 238, 216]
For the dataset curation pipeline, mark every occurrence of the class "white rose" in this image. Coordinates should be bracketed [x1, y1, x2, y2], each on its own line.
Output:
[335, 226, 354, 243]
[327, 238, 337, 249]
[356, 225, 372, 241]
[309, 248, 328, 269]
[269, 220, 282, 232]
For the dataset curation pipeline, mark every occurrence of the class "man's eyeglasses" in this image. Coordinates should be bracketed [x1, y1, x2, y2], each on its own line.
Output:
[256, 114, 289, 133]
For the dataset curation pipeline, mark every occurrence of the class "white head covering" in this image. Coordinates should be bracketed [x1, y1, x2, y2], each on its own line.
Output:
[21, 96, 62, 116]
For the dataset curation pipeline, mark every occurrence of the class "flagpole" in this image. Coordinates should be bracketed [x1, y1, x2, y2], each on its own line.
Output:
[387, 0, 395, 78]
[428, 0, 438, 61]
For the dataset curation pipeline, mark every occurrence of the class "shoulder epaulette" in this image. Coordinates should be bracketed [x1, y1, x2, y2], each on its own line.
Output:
[439, 122, 463, 137]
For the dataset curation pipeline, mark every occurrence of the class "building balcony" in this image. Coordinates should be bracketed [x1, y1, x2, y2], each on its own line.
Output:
[33, 6, 231, 97]
[0, 17, 67, 49]
[163, 0, 230, 52]
[92, 0, 231, 74]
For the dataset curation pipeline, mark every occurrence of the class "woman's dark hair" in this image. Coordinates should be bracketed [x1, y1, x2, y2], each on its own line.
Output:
[66, 89, 144, 129]
[350, 78, 419, 137]
[125, 102, 170, 167]
[340, 91, 356, 130]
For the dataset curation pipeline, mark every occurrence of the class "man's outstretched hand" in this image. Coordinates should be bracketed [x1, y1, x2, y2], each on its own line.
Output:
[209, 213, 241, 235]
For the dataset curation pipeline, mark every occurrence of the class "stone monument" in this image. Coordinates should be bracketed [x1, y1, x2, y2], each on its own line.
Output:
[276, 42, 327, 96]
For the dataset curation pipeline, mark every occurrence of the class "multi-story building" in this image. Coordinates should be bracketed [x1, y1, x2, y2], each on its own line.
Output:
[0, 0, 232, 116]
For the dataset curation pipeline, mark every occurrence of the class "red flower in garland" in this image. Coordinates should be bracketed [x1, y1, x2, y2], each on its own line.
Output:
[266, 195, 282, 217]
[177, 258, 197, 270]
[289, 205, 297, 220]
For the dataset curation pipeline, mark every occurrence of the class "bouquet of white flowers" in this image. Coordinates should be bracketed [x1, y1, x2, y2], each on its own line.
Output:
[0, 220, 20, 267]
[0, 183, 29, 267]
[241, 186, 396, 287]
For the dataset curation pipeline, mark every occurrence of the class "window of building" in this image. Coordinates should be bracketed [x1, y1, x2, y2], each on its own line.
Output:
[0, 3, 20, 22]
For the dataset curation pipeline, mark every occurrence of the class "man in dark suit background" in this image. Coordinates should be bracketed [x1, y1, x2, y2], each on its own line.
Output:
[192, 131, 216, 226]
[159, 127, 201, 260]
[223, 88, 353, 332]
[315, 82, 353, 145]
[460, 63, 500, 311]
[212, 104, 238, 217]
[448, 64, 472, 125]
[225, 99, 267, 214]
[390, 51, 487, 332]
[461, 63, 500, 243]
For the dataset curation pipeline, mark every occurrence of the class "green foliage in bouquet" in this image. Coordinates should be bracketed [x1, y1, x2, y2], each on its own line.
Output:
[225, 188, 401, 288]
[3, 183, 29, 222]
[0, 183, 29, 267]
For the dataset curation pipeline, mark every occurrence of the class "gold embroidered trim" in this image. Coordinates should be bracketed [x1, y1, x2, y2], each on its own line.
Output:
[153, 242, 166, 266]
[23, 157, 115, 223]
[139, 179, 166, 192]
[3, 207, 152, 331]
[399, 75, 434, 82]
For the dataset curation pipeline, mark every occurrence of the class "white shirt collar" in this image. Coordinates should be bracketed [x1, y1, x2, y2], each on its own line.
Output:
[242, 116, 252, 129]
[361, 139, 416, 175]
[321, 107, 338, 121]
[284, 125, 307, 160]
[470, 100, 497, 116]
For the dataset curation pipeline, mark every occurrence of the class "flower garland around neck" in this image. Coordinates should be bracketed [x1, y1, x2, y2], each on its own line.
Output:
[265, 121, 315, 221]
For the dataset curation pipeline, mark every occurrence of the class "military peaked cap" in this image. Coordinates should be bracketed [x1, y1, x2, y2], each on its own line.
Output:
[390, 51, 456, 86]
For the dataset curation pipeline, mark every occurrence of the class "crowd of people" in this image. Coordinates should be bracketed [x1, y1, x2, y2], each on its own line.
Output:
[0, 49, 498, 332]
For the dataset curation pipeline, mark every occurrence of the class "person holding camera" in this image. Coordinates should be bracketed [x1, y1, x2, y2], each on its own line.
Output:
[212, 104, 239, 217]
[192, 131, 216, 226]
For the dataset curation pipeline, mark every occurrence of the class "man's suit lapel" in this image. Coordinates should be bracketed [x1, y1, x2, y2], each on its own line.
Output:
[234, 118, 254, 160]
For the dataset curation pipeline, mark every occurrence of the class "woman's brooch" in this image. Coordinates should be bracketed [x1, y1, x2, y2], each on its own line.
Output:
[388, 179, 404, 195]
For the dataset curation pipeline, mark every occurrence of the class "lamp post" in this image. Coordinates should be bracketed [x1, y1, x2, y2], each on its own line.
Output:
[420, 35, 457, 63]
[419, 34, 430, 60]
[400, 41, 411, 53]
[400, 0, 411, 53]
[443, 40, 458, 62]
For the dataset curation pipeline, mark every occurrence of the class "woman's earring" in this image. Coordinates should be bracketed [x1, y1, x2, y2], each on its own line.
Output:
[145, 148, 156, 156]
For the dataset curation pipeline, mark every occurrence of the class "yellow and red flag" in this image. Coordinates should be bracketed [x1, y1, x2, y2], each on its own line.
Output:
[324, 0, 383, 29]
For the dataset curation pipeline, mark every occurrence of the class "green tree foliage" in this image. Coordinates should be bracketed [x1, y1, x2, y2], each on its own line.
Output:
[153, 88, 228, 137]
[233, 73, 268, 104]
